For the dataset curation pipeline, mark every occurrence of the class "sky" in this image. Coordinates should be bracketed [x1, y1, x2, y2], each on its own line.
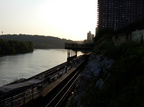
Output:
[0, 0, 97, 41]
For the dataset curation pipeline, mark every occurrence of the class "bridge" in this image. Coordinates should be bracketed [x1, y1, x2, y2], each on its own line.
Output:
[65, 43, 94, 61]
[65, 43, 94, 51]
[0, 54, 90, 107]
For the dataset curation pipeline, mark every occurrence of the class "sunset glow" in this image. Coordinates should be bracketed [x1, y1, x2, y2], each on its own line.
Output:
[0, 0, 97, 40]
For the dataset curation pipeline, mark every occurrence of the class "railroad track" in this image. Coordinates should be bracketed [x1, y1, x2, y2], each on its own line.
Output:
[45, 67, 80, 107]
[21, 55, 85, 107]
[27, 55, 84, 81]
[0, 54, 89, 107]
[23, 55, 86, 107]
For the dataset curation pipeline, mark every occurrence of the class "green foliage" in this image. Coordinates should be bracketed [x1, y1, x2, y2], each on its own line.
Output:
[76, 23, 144, 106]
[0, 38, 34, 55]
[94, 28, 114, 55]
[0, 34, 74, 49]
[78, 42, 144, 107]
[94, 28, 114, 41]
[95, 39, 114, 54]
[94, 32, 114, 56]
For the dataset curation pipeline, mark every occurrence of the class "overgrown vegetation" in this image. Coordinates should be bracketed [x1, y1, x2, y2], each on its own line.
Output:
[80, 41, 144, 107]
[0, 38, 34, 55]
[68, 28, 144, 107]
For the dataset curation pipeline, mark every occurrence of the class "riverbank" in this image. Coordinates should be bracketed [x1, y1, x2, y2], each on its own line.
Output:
[0, 38, 34, 56]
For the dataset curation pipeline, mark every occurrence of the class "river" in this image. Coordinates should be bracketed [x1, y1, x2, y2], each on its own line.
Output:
[0, 49, 82, 87]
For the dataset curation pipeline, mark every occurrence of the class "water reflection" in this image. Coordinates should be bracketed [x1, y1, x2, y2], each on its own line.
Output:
[0, 49, 83, 87]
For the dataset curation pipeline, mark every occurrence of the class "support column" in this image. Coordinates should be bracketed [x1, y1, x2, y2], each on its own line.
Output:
[67, 50, 77, 61]
[75, 51, 77, 57]
[67, 50, 70, 58]
[67, 50, 71, 61]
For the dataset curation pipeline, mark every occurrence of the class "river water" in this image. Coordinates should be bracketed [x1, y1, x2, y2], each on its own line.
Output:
[0, 49, 82, 87]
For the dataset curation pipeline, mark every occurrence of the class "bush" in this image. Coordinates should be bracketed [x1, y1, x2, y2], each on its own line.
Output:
[76, 41, 144, 107]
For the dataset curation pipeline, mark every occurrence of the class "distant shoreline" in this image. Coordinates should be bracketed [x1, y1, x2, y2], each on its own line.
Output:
[0, 34, 75, 49]
[0, 38, 34, 56]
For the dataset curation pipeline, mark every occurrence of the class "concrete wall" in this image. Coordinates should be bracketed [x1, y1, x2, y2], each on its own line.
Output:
[131, 30, 144, 43]
[112, 29, 144, 45]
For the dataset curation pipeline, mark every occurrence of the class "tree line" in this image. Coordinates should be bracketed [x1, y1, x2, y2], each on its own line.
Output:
[0, 34, 74, 49]
[0, 38, 34, 55]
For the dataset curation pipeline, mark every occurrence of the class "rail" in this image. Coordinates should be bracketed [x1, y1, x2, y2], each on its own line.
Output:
[45, 58, 86, 107]
[0, 54, 90, 107]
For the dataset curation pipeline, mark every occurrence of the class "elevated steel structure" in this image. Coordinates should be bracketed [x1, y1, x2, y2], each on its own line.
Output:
[65, 43, 94, 51]
[65, 43, 94, 61]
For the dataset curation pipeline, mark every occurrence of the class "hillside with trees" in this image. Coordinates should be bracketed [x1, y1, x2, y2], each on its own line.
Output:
[0, 39, 33, 55]
[0, 34, 74, 49]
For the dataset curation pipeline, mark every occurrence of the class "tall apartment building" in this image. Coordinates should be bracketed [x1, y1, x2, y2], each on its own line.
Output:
[87, 31, 94, 42]
[98, 0, 144, 30]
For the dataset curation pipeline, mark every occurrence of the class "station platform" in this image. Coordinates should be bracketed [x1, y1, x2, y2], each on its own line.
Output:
[42, 66, 77, 96]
